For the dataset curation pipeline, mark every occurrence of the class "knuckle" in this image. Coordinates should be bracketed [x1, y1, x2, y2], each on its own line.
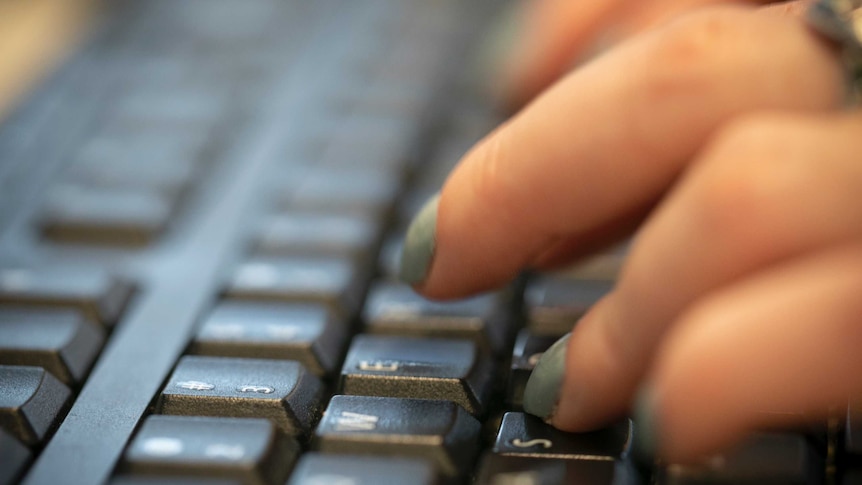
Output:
[686, 115, 802, 246]
[639, 8, 753, 98]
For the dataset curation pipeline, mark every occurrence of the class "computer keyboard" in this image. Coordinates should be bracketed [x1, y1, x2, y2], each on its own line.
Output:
[0, 0, 856, 484]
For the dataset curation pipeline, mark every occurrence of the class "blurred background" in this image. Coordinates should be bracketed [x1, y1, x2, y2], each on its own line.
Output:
[0, 0, 96, 121]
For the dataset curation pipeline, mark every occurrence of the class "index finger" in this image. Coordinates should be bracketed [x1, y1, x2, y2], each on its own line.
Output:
[400, 5, 843, 300]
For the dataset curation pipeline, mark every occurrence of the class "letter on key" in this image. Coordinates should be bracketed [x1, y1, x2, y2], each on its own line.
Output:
[313, 395, 481, 479]
[339, 335, 492, 415]
[157, 356, 323, 437]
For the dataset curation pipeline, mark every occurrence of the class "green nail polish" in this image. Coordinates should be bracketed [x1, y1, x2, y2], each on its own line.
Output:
[398, 194, 440, 285]
[631, 386, 660, 468]
[523, 333, 571, 420]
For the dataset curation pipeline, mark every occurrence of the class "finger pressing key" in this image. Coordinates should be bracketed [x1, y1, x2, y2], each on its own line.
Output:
[401, 6, 843, 299]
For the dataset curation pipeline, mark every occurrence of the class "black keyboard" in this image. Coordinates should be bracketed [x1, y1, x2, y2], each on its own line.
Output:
[0, 1, 856, 484]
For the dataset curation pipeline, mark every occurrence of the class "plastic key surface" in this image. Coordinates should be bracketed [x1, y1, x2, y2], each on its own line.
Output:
[287, 453, 437, 485]
[157, 356, 323, 437]
[313, 395, 481, 479]
[123, 416, 298, 485]
[226, 257, 364, 316]
[659, 433, 820, 485]
[524, 276, 613, 337]
[476, 454, 621, 485]
[362, 282, 513, 355]
[339, 334, 493, 415]
[189, 301, 346, 377]
[493, 412, 630, 461]
[0, 366, 71, 446]
[254, 212, 383, 264]
[0, 307, 104, 385]
[0, 267, 133, 328]
[0, 429, 31, 485]
[40, 184, 174, 246]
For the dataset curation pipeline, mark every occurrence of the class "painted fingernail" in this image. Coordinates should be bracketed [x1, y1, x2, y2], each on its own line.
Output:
[398, 194, 440, 285]
[523, 333, 571, 421]
[631, 386, 660, 468]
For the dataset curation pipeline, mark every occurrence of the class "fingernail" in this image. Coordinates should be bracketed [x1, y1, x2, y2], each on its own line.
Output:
[631, 386, 660, 468]
[398, 194, 440, 285]
[523, 333, 571, 420]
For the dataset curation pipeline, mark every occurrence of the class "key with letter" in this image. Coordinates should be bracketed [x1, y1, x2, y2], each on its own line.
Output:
[313, 395, 481, 479]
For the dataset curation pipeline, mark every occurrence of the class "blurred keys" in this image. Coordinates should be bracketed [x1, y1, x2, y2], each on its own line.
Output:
[524, 276, 613, 337]
[339, 335, 492, 415]
[157, 356, 323, 437]
[123, 416, 297, 485]
[0, 266, 134, 328]
[40, 184, 174, 246]
[313, 395, 481, 479]
[0, 366, 71, 446]
[253, 212, 382, 265]
[225, 257, 364, 316]
[0, 307, 104, 385]
[189, 301, 346, 377]
[476, 454, 619, 485]
[362, 282, 513, 355]
[658, 433, 820, 484]
[493, 412, 630, 460]
[63, 155, 196, 200]
[287, 453, 437, 485]
[279, 167, 401, 219]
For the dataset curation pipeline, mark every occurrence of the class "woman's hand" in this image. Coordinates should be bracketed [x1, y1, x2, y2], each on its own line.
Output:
[399, 2, 859, 463]
[500, 0, 810, 107]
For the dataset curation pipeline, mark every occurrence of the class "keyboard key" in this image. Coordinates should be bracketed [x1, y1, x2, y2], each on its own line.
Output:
[0, 267, 134, 328]
[123, 416, 297, 485]
[0, 365, 71, 446]
[658, 433, 819, 484]
[226, 257, 364, 316]
[40, 184, 174, 246]
[189, 301, 347, 377]
[493, 412, 630, 460]
[476, 454, 620, 485]
[0, 429, 31, 485]
[157, 356, 323, 437]
[253, 212, 382, 264]
[287, 453, 437, 485]
[340, 335, 493, 415]
[362, 282, 513, 355]
[281, 166, 401, 218]
[525, 276, 614, 336]
[0, 307, 104, 385]
[508, 330, 562, 409]
[313, 395, 481, 479]
[112, 478, 241, 485]
[64, 155, 196, 199]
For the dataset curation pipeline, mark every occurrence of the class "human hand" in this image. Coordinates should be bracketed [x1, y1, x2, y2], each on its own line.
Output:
[498, 0, 812, 108]
[399, 2, 859, 463]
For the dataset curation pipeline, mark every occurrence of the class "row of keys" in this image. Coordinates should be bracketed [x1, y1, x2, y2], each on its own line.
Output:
[0, 266, 134, 483]
[120, 401, 633, 484]
[0, 267, 134, 328]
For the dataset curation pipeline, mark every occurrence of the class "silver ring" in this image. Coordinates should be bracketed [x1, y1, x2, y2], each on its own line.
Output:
[807, 0, 862, 104]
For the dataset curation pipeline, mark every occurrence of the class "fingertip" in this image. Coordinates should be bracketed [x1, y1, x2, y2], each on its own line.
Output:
[523, 333, 571, 421]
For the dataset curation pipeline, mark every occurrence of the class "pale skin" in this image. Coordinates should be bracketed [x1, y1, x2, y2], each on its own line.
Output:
[411, 0, 862, 463]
